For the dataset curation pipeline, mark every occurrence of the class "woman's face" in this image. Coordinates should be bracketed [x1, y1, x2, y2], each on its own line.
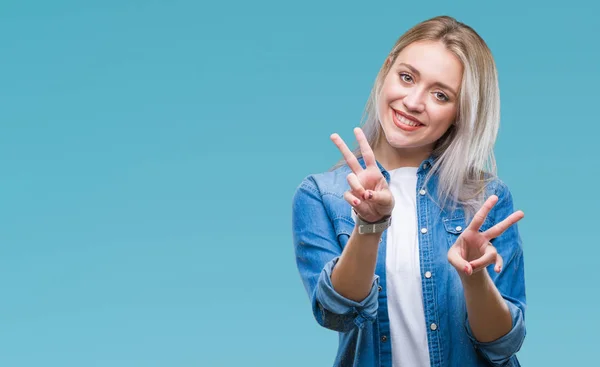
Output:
[377, 40, 463, 152]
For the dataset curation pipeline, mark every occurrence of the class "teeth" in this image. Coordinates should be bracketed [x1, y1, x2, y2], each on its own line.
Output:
[395, 112, 420, 127]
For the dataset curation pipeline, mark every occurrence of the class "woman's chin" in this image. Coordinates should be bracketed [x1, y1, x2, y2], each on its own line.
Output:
[384, 134, 436, 152]
[384, 133, 417, 148]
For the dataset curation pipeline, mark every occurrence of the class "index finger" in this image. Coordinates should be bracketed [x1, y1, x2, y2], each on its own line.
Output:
[354, 127, 377, 168]
[467, 195, 498, 232]
[330, 133, 363, 174]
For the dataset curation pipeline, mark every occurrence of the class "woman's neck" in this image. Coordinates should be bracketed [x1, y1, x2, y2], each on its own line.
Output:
[373, 137, 433, 171]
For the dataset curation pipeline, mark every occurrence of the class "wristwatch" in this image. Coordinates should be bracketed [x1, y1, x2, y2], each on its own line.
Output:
[352, 209, 392, 234]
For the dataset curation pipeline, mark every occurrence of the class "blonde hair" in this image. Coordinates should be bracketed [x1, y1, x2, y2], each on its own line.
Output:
[332, 15, 500, 221]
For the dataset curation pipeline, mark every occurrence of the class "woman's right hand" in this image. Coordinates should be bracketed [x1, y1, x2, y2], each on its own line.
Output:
[330, 127, 395, 223]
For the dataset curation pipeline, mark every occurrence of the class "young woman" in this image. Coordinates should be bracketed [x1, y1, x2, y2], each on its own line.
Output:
[291, 16, 526, 367]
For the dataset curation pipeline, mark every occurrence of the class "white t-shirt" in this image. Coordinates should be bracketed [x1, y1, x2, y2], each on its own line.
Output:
[386, 167, 431, 367]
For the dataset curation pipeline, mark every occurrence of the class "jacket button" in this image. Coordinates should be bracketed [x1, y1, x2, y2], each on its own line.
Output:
[425, 271, 432, 279]
[430, 323, 438, 331]
[419, 189, 426, 195]
[420, 228, 428, 234]
[378, 285, 383, 292]
[381, 335, 388, 342]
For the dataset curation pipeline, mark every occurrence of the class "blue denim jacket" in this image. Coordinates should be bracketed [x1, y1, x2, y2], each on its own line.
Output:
[291, 156, 526, 367]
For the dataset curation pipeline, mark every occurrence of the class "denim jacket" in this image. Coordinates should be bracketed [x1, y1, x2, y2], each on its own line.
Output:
[291, 155, 526, 367]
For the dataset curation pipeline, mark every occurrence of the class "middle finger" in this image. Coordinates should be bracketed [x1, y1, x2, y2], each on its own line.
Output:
[354, 128, 377, 168]
[467, 195, 498, 233]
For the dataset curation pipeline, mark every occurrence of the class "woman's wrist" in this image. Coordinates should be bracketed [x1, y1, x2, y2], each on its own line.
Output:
[459, 269, 490, 290]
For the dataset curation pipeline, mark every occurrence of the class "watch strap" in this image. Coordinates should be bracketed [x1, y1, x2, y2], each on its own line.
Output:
[353, 209, 392, 234]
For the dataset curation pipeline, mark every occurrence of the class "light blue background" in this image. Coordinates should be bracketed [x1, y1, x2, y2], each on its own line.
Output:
[0, 0, 596, 366]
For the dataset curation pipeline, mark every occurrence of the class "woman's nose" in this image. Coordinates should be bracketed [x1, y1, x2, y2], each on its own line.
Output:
[402, 90, 426, 113]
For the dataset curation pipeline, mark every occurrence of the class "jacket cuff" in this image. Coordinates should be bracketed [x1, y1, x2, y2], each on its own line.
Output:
[465, 300, 526, 366]
[315, 257, 380, 328]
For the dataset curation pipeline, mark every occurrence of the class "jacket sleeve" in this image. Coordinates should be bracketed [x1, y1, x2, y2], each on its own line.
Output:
[292, 176, 380, 332]
[465, 180, 527, 366]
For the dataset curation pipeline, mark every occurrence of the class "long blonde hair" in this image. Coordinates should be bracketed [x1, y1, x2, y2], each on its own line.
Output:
[332, 15, 500, 221]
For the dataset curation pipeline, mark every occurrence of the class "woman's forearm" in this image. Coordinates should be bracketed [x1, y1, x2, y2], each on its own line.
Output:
[330, 226, 381, 302]
[461, 270, 512, 342]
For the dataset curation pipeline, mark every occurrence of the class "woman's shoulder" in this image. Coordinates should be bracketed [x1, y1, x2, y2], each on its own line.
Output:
[294, 162, 353, 198]
[481, 175, 518, 219]
[482, 174, 512, 199]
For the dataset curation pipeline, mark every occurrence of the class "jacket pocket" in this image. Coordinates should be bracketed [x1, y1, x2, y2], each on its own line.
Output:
[442, 217, 493, 247]
[333, 216, 355, 248]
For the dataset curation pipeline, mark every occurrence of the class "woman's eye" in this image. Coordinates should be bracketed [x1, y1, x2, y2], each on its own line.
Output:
[434, 92, 449, 102]
[399, 73, 413, 83]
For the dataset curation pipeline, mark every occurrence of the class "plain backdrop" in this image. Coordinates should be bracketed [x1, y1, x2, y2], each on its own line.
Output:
[1, 0, 597, 366]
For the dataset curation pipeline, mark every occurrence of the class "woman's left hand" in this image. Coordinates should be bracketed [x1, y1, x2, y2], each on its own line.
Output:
[447, 195, 524, 276]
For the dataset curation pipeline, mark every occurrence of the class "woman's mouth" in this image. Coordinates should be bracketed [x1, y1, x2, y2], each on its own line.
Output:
[392, 110, 424, 131]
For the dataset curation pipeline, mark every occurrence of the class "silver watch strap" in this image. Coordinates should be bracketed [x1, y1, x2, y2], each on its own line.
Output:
[353, 210, 392, 234]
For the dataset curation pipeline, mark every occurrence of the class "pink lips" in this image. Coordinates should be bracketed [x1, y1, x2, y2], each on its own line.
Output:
[392, 109, 424, 132]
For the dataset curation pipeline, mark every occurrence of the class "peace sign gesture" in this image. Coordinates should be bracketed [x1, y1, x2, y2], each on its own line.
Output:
[447, 195, 525, 276]
[330, 128, 394, 223]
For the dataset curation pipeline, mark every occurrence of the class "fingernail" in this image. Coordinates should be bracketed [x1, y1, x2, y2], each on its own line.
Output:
[368, 191, 373, 199]
[353, 199, 360, 206]
[464, 265, 470, 275]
